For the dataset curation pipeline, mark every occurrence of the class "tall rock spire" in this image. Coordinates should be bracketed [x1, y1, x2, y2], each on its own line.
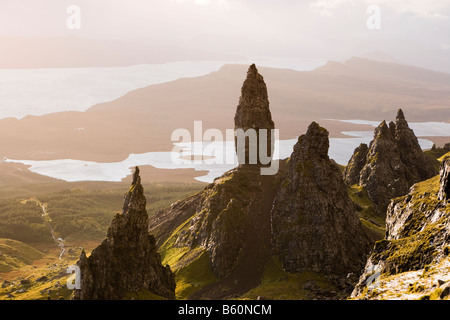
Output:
[234, 64, 275, 165]
[271, 122, 371, 277]
[344, 109, 439, 216]
[75, 167, 175, 300]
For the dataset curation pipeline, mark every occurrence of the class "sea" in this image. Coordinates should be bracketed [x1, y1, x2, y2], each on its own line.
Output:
[1, 58, 449, 183]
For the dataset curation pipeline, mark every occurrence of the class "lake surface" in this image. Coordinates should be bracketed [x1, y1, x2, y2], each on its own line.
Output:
[1, 60, 448, 183]
[5, 120, 446, 183]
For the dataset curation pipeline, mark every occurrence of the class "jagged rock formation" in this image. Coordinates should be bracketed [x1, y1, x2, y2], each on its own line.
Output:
[74, 167, 175, 300]
[234, 64, 275, 165]
[438, 157, 450, 203]
[150, 165, 277, 299]
[352, 157, 450, 299]
[149, 65, 375, 299]
[271, 122, 371, 277]
[343, 143, 368, 186]
[151, 166, 266, 279]
[149, 65, 279, 298]
[344, 109, 438, 215]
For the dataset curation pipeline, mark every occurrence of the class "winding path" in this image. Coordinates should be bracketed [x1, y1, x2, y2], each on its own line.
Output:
[23, 198, 66, 260]
[40, 203, 65, 260]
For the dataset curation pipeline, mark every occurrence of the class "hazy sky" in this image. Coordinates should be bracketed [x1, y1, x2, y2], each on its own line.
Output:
[0, 0, 449, 69]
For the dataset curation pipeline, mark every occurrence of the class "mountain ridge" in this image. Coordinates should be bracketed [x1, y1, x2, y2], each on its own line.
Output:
[0, 58, 449, 169]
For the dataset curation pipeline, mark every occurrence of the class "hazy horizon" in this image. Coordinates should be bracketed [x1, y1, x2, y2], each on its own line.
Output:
[0, 0, 449, 72]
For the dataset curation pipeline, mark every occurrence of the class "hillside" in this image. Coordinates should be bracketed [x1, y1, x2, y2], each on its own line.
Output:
[0, 181, 203, 300]
[352, 155, 450, 300]
[0, 239, 44, 273]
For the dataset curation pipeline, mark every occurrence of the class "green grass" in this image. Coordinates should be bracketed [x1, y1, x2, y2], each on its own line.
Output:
[371, 175, 449, 274]
[0, 238, 45, 273]
[438, 151, 450, 162]
[0, 182, 203, 244]
[0, 269, 75, 300]
[239, 257, 334, 300]
[425, 147, 450, 160]
[174, 250, 218, 300]
[347, 184, 385, 238]
[159, 216, 193, 268]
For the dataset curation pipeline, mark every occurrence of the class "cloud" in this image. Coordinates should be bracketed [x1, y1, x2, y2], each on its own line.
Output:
[309, 0, 356, 16]
[310, 0, 450, 19]
[176, 0, 230, 9]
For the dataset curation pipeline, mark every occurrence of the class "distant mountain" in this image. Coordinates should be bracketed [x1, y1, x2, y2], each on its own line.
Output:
[0, 35, 241, 68]
[0, 57, 449, 170]
[356, 51, 403, 64]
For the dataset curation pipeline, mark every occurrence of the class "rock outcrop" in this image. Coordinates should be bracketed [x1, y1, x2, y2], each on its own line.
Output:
[344, 109, 438, 215]
[234, 64, 275, 165]
[150, 65, 279, 298]
[352, 157, 450, 299]
[150, 164, 277, 299]
[438, 157, 450, 203]
[149, 65, 374, 299]
[343, 143, 368, 186]
[74, 167, 175, 300]
[271, 122, 371, 277]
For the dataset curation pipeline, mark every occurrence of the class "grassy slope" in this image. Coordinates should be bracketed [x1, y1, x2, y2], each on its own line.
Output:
[238, 257, 334, 300]
[0, 181, 204, 300]
[0, 238, 44, 273]
[371, 175, 448, 274]
[355, 169, 450, 300]
[347, 184, 385, 241]
[0, 183, 204, 244]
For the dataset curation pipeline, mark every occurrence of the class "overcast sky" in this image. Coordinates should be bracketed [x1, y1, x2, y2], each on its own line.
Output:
[0, 0, 449, 69]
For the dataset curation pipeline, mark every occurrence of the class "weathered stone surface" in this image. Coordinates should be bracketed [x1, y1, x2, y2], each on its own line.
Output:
[149, 66, 377, 300]
[150, 66, 280, 298]
[271, 122, 371, 277]
[346, 109, 438, 216]
[234, 64, 275, 165]
[440, 282, 450, 299]
[352, 157, 450, 298]
[74, 167, 175, 300]
[438, 157, 450, 203]
[344, 143, 368, 186]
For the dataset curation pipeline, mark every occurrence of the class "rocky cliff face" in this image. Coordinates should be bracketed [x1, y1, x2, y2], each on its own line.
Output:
[74, 167, 175, 300]
[352, 157, 450, 299]
[344, 109, 438, 215]
[234, 64, 275, 165]
[438, 157, 450, 203]
[271, 122, 371, 277]
[150, 165, 278, 299]
[149, 65, 279, 298]
[343, 143, 368, 186]
[149, 65, 375, 299]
